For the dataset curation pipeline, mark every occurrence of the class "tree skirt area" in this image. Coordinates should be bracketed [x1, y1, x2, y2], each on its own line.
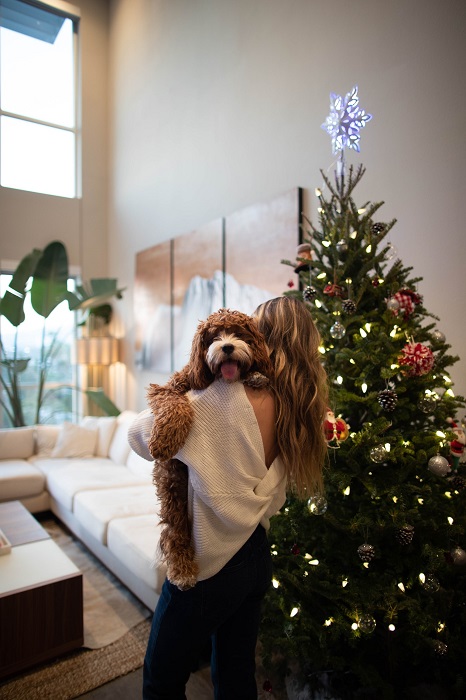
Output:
[0, 515, 151, 699]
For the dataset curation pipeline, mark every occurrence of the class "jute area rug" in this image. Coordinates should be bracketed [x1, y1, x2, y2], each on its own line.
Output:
[0, 515, 152, 700]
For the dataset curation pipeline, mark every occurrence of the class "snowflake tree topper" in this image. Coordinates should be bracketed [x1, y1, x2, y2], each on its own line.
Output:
[321, 86, 372, 155]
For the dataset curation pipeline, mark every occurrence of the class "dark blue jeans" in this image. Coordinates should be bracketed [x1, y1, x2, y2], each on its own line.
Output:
[142, 525, 272, 699]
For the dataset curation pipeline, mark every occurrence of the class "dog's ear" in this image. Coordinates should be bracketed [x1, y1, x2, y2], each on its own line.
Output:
[186, 321, 215, 389]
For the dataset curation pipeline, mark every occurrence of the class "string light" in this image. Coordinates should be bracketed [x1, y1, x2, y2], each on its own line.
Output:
[419, 573, 426, 584]
[351, 622, 358, 630]
[398, 582, 405, 592]
[392, 496, 398, 503]
[358, 208, 366, 214]
[418, 498, 424, 505]
[366, 244, 372, 253]
[437, 622, 446, 632]
[444, 491, 452, 499]
[349, 230, 357, 239]
[315, 188, 322, 197]
[361, 383, 368, 393]
[315, 300, 322, 309]
[337, 376, 343, 384]
[388, 624, 396, 632]
[349, 358, 355, 364]
[385, 443, 391, 452]
[364, 323, 372, 333]
[342, 578, 348, 587]
[317, 272, 326, 279]
[322, 240, 331, 247]
[343, 486, 351, 495]
[323, 618, 334, 626]
[272, 578, 280, 588]
[360, 328, 367, 338]
[436, 431, 446, 439]
[290, 607, 299, 618]
[445, 388, 455, 398]
[318, 346, 326, 354]
[448, 517, 454, 525]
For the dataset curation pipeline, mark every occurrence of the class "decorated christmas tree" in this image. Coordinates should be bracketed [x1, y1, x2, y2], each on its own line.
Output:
[259, 88, 466, 699]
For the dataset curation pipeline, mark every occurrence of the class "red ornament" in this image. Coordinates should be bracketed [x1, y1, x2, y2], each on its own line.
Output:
[323, 409, 349, 446]
[323, 283, 344, 297]
[399, 342, 434, 376]
[391, 288, 422, 318]
[291, 543, 300, 555]
[287, 279, 295, 288]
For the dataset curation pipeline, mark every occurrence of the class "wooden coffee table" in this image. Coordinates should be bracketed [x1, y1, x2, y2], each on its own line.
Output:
[0, 501, 83, 680]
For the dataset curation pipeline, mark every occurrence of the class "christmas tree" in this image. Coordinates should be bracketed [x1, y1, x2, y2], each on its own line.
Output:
[259, 88, 466, 700]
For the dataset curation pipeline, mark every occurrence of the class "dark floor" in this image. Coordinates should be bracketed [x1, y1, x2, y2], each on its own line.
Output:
[78, 666, 214, 699]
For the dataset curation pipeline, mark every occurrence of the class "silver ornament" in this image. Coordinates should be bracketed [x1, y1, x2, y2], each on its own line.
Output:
[451, 547, 466, 565]
[427, 455, 450, 477]
[423, 574, 440, 592]
[418, 395, 438, 413]
[336, 240, 348, 255]
[358, 614, 376, 634]
[433, 640, 448, 656]
[369, 445, 388, 463]
[329, 321, 346, 339]
[385, 243, 398, 261]
[386, 297, 400, 312]
[432, 330, 446, 343]
[307, 495, 328, 515]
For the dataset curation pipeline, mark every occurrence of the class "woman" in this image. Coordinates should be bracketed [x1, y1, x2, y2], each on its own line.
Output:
[129, 296, 328, 700]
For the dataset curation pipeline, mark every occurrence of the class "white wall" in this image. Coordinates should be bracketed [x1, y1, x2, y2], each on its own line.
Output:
[108, 0, 466, 410]
[1, 0, 109, 280]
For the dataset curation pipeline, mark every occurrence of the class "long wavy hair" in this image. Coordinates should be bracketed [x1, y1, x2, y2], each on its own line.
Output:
[254, 296, 329, 498]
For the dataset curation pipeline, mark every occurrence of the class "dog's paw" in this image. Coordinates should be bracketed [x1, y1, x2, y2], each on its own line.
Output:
[244, 371, 270, 389]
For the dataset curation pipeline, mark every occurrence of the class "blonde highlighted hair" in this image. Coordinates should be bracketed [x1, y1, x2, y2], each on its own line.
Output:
[254, 296, 329, 498]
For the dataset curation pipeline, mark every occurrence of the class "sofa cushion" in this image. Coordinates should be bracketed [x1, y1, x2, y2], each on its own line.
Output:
[0, 427, 35, 460]
[34, 425, 61, 457]
[80, 416, 117, 458]
[126, 449, 153, 479]
[107, 514, 166, 594]
[108, 410, 137, 464]
[52, 422, 98, 458]
[74, 485, 159, 544]
[46, 461, 149, 511]
[0, 460, 46, 501]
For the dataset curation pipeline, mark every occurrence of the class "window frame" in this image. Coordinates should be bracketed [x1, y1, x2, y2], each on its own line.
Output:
[0, 0, 81, 198]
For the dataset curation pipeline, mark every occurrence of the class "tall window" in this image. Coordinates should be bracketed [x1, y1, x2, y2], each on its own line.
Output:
[0, 0, 80, 197]
[0, 272, 78, 426]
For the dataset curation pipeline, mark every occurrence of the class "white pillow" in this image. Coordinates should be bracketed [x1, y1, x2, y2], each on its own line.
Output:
[35, 425, 61, 457]
[80, 416, 117, 457]
[51, 422, 98, 458]
[0, 427, 35, 459]
[108, 411, 137, 464]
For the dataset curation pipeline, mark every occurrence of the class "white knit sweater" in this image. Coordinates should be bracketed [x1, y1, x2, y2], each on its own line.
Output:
[128, 379, 287, 581]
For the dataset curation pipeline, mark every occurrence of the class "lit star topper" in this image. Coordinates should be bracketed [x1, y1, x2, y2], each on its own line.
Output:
[321, 85, 372, 155]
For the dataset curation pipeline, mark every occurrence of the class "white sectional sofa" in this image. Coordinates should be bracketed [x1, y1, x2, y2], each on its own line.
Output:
[0, 411, 165, 611]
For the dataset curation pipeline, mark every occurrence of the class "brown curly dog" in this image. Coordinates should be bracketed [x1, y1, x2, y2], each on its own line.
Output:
[146, 308, 274, 589]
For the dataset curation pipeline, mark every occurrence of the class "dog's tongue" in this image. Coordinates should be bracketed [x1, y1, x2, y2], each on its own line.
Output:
[221, 360, 238, 381]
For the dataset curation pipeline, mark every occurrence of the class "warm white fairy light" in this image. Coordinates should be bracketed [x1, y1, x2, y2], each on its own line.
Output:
[322, 240, 331, 247]
[349, 358, 355, 364]
[363, 562, 369, 569]
[388, 624, 396, 632]
[358, 207, 366, 214]
[390, 325, 399, 338]
[398, 582, 405, 592]
[343, 486, 351, 496]
[445, 388, 455, 398]
[290, 607, 299, 618]
[349, 230, 357, 239]
[361, 383, 368, 393]
[443, 375, 452, 384]
[315, 187, 322, 197]
[385, 443, 391, 452]
[436, 431, 446, 439]
[351, 622, 358, 630]
[392, 496, 398, 503]
[445, 491, 452, 499]
[360, 328, 367, 338]
[318, 345, 326, 354]
[337, 376, 343, 384]
[419, 573, 426, 584]
[364, 323, 372, 333]
[272, 578, 280, 588]
[390, 364, 398, 370]
[317, 207, 324, 214]
[315, 300, 322, 309]
[317, 272, 326, 279]
[437, 622, 446, 632]
[342, 578, 348, 588]
[366, 244, 372, 253]
[448, 516, 454, 525]
[323, 618, 334, 626]
[418, 498, 424, 505]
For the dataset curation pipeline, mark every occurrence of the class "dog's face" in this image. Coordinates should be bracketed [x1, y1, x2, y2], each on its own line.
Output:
[204, 325, 255, 382]
[186, 309, 273, 389]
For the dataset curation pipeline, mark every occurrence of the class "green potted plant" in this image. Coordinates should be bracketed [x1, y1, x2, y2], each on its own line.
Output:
[0, 241, 125, 427]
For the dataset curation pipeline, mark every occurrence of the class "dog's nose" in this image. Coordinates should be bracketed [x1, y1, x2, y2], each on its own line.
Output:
[221, 344, 234, 355]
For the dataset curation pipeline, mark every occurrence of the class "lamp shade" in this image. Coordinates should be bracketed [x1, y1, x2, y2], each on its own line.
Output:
[76, 337, 119, 365]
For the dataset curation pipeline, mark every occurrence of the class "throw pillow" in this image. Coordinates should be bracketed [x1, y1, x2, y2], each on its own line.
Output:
[35, 425, 61, 457]
[80, 416, 117, 457]
[51, 422, 98, 458]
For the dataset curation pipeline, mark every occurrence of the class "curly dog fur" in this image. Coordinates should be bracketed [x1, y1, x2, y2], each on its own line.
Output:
[146, 308, 273, 589]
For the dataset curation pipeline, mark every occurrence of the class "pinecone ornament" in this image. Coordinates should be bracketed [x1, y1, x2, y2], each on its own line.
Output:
[370, 222, 386, 235]
[396, 525, 415, 545]
[342, 299, 357, 315]
[377, 389, 398, 411]
[450, 475, 466, 491]
[303, 286, 317, 302]
[357, 543, 375, 562]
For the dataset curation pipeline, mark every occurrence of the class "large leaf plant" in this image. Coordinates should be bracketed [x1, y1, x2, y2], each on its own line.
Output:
[0, 241, 125, 427]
